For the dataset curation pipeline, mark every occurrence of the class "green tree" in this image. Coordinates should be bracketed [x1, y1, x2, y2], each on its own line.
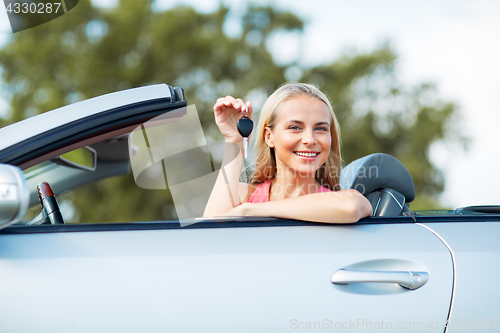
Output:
[0, 0, 463, 221]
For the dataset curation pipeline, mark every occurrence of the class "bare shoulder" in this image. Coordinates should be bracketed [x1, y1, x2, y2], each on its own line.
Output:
[238, 182, 259, 203]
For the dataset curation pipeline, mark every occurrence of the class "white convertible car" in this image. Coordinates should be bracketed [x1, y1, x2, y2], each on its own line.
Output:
[0, 84, 499, 332]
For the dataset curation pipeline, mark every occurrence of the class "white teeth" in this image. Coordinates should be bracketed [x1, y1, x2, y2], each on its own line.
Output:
[295, 152, 318, 157]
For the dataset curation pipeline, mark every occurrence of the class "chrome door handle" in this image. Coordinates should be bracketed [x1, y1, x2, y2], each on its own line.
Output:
[331, 269, 429, 290]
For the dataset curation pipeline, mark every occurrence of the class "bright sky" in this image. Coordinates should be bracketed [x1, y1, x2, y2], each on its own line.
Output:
[1, 0, 499, 207]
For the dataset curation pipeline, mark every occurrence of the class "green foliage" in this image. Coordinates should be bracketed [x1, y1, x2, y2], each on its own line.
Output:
[0, 1, 464, 221]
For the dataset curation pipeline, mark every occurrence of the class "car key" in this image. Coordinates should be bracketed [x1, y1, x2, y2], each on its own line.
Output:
[237, 109, 253, 159]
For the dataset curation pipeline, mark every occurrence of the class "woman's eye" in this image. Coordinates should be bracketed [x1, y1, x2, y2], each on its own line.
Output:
[288, 125, 301, 130]
[316, 127, 328, 131]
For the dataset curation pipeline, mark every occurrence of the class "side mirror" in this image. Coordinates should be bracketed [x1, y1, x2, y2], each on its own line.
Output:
[0, 164, 29, 229]
[52, 146, 97, 171]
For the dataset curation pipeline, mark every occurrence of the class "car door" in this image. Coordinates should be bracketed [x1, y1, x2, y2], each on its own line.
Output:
[0, 219, 453, 332]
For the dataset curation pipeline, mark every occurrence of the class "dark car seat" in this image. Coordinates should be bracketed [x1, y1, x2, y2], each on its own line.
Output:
[339, 153, 415, 217]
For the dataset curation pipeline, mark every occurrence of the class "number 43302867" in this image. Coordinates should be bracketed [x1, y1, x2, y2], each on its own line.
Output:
[6, 2, 62, 14]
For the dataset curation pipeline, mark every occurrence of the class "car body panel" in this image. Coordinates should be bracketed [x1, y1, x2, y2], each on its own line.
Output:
[421, 221, 500, 332]
[0, 222, 452, 332]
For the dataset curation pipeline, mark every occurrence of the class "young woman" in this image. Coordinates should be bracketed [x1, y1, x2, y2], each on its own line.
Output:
[203, 83, 372, 223]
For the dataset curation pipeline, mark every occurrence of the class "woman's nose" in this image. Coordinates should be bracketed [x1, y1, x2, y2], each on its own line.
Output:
[301, 129, 316, 145]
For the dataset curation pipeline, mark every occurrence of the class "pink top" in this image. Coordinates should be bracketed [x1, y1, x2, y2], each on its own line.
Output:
[247, 180, 332, 203]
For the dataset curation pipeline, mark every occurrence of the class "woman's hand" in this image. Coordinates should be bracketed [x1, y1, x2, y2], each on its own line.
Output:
[213, 96, 253, 144]
[204, 96, 252, 218]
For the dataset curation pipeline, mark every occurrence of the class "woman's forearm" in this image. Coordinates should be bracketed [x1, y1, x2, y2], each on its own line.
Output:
[239, 189, 373, 223]
[203, 140, 244, 217]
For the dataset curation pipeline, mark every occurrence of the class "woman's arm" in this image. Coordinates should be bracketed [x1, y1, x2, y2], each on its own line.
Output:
[203, 96, 253, 217]
[221, 189, 373, 223]
[203, 140, 244, 216]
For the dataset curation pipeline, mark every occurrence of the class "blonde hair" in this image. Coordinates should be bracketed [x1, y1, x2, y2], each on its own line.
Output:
[249, 83, 342, 190]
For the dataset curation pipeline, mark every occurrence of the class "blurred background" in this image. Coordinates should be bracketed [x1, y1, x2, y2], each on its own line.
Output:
[0, 0, 498, 222]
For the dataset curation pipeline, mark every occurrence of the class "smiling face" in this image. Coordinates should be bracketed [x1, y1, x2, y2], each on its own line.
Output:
[264, 95, 332, 179]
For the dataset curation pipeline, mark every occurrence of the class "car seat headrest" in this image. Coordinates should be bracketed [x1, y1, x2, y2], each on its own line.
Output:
[339, 153, 415, 202]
